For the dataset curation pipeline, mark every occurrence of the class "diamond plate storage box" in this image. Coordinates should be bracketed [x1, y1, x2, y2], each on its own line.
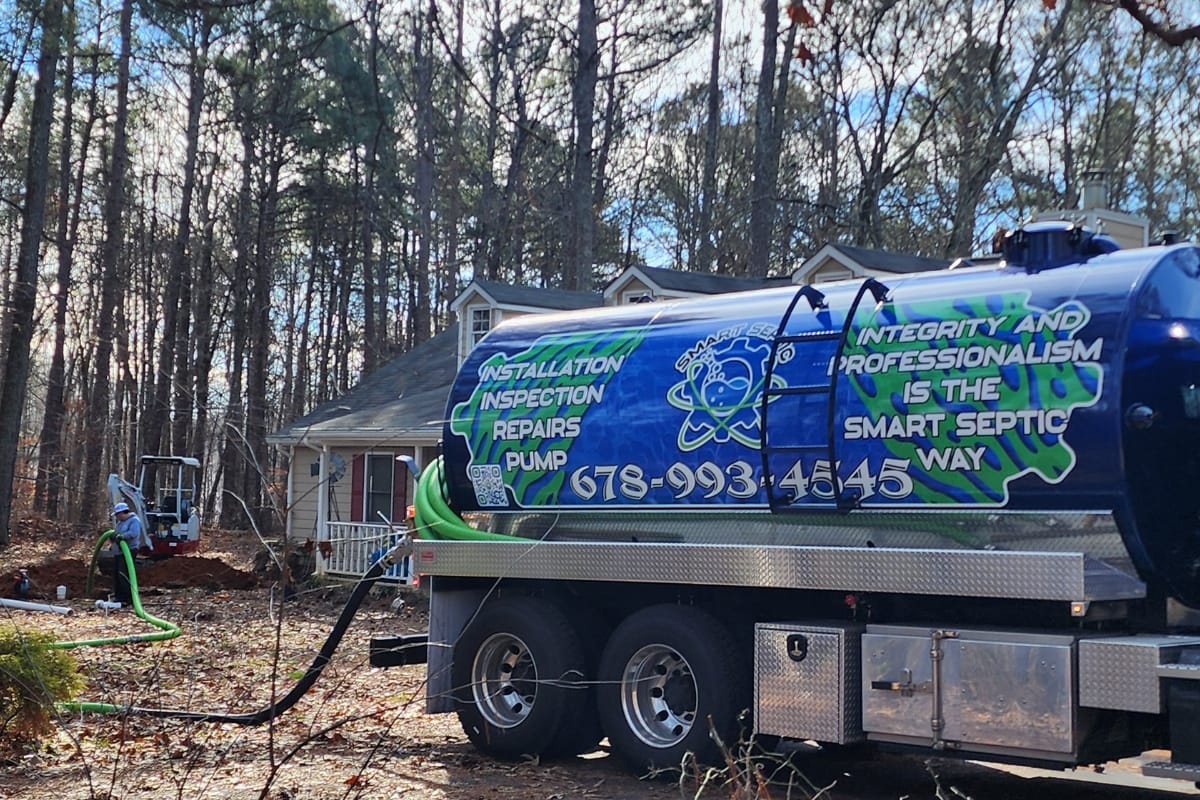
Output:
[862, 625, 1077, 758]
[1078, 635, 1200, 713]
[755, 623, 863, 744]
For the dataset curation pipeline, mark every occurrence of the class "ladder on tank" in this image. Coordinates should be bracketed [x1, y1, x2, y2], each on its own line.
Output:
[759, 277, 890, 512]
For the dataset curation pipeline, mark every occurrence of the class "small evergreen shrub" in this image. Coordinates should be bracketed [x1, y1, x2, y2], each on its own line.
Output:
[0, 628, 83, 746]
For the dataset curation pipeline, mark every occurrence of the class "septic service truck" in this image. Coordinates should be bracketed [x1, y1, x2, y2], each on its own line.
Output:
[386, 222, 1200, 783]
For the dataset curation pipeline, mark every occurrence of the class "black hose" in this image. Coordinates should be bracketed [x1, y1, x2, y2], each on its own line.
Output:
[72, 542, 406, 725]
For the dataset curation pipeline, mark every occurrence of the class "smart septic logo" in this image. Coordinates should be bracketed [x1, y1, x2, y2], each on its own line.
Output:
[668, 323, 792, 451]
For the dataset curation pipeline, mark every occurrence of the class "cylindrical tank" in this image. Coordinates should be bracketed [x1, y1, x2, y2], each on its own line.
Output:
[442, 227, 1200, 607]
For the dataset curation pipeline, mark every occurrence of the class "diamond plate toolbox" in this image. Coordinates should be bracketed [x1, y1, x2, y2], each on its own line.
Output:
[755, 622, 864, 744]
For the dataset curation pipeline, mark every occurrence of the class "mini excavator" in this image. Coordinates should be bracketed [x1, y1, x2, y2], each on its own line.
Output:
[107, 455, 201, 557]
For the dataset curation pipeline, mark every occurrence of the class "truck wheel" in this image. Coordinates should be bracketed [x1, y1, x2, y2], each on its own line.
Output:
[596, 604, 748, 773]
[452, 596, 589, 759]
[545, 604, 609, 757]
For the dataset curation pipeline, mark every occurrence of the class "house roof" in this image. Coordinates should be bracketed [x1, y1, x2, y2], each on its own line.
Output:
[616, 265, 790, 295]
[269, 328, 458, 445]
[454, 278, 602, 312]
[824, 243, 951, 274]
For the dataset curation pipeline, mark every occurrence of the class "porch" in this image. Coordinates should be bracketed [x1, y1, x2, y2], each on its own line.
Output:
[319, 521, 416, 585]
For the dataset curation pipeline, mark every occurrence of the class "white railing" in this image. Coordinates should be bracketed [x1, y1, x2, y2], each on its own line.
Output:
[320, 521, 416, 585]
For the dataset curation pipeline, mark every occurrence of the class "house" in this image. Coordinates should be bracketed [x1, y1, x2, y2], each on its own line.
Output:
[449, 278, 603, 364]
[267, 328, 459, 580]
[602, 264, 789, 305]
[1034, 171, 1150, 250]
[268, 247, 951, 579]
[792, 243, 951, 285]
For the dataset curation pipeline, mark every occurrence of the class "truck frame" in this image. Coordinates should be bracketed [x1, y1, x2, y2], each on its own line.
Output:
[370, 527, 1200, 783]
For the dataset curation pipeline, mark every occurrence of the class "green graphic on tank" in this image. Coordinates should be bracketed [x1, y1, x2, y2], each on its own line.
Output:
[839, 292, 1103, 505]
[449, 330, 643, 506]
[666, 329, 791, 452]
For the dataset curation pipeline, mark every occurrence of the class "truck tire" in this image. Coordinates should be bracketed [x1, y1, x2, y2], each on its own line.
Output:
[596, 604, 748, 773]
[545, 604, 608, 757]
[452, 595, 589, 759]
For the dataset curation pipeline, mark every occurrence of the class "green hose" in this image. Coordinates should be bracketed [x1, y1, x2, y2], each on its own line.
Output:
[62, 540, 410, 723]
[413, 457, 522, 542]
[53, 532, 182, 715]
[53, 531, 181, 650]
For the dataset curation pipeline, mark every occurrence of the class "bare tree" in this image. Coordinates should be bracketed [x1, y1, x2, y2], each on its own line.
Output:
[80, 0, 135, 526]
[748, 0, 797, 277]
[413, 0, 436, 346]
[0, 0, 63, 542]
[693, 0, 723, 272]
[566, 0, 599, 291]
[34, 0, 95, 519]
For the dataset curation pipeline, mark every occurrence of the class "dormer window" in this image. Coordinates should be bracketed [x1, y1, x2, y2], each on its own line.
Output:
[810, 267, 853, 284]
[470, 306, 493, 347]
[622, 289, 655, 304]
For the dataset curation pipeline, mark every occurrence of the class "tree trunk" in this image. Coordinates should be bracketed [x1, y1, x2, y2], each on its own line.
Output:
[747, 0, 779, 278]
[244, 150, 281, 532]
[161, 17, 209, 458]
[412, 2, 435, 345]
[219, 91, 254, 529]
[0, 19, 34, 136]
[748, 3, 794, 278]
[475, 0, 503, 281]
[441, 0, 466, 323]
[0, 0, 63, 542]
[359, 0, 381, 372]
[694, 0, 723, 272]
[567, 0, 598, 291]
[80, 0, 133, 527]
[35, 5, 77, 518]
[190, 157, 219, 509]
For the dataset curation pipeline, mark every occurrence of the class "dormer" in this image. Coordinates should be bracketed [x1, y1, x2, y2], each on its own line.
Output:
[449, 278, 601, 365]
[603, 264, 785, 305]
[791, 243, 950, 285]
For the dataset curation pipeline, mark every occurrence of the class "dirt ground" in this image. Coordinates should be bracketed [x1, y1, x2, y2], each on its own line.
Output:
[0, 520, 689, 800]
[1, 519, 1198, 800]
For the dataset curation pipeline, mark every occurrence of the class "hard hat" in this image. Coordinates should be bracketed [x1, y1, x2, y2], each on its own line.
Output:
[113, 502, 131, 514]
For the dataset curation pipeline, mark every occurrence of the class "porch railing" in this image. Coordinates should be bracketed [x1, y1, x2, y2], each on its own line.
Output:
[320, 521, 416, 585]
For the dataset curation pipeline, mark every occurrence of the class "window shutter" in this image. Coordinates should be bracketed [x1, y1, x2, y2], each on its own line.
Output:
[350, 454, 364, 522]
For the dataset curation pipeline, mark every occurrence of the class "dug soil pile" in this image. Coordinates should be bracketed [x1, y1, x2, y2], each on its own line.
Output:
[2, 517, 262, 601]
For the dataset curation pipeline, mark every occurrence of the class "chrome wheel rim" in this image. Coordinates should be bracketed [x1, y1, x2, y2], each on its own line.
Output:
[472, 632, 538, 729]
[620, 644, 696, 748]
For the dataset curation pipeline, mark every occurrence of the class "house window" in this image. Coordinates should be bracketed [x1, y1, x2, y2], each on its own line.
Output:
[811, 267, 853, 284]
[470, 307, 493, 347]
[622, 289, 655, 304]
[365, 454, 394, 524]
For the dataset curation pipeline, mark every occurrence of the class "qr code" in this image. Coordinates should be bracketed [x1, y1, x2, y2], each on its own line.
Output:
[468, 464, 507, 507]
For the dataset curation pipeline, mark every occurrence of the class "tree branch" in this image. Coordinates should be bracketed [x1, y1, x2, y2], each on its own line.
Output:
[1113, 0, 1200, 46]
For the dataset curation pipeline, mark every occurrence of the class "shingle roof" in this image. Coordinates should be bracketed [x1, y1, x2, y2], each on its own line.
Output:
[634, 265, 790, 294]
[827, 243, 951, 274]
[471, 279, 602, 310]
[269, 328, 458, 444]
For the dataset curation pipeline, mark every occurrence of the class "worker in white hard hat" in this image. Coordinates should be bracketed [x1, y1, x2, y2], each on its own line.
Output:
[110, 502, 146, 604]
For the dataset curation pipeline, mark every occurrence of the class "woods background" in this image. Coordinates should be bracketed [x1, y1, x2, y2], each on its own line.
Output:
[0, 0, 1197, 543]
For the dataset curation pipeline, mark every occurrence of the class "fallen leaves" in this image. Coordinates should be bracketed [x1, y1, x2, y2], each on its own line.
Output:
[1, 527, 678, 800]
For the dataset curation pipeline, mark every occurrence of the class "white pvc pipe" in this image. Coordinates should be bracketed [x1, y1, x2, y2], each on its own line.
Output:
[0, 597, 73, 615]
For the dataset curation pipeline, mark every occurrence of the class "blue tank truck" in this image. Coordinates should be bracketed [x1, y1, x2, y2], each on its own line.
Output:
[379, 222, 1200, 783]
